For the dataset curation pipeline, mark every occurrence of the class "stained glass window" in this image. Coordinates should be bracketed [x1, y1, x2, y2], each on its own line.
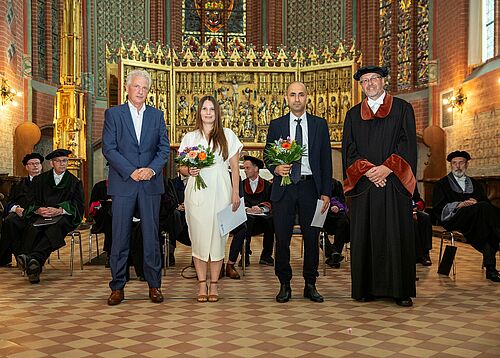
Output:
[182, 0, 246, 48]
[51, 0, 59, 84]
[37, 0, 47, 79]
[379, 0, 429, 91]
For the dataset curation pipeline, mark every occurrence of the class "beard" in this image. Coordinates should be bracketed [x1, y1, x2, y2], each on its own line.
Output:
[452, 169, 465, 178]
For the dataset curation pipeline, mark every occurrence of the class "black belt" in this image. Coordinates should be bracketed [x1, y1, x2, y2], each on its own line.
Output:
[299, 175, 313, 181]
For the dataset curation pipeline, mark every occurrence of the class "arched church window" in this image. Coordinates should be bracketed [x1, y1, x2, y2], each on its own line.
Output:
[182, 0, 247, 49]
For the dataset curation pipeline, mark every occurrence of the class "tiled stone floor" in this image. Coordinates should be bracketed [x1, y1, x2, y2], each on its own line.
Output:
[0, 233, 499, 357]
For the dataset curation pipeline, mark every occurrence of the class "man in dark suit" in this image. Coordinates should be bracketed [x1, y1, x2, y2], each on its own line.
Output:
[102, 69, 170, 305]
[0, 153, 44, 266]
[264, 81, 332, 303]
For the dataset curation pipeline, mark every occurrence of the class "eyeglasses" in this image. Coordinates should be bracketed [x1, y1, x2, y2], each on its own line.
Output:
[26, 162, 41, 166]
[359, 76, 383, 85]
[52, 158, 69, 164]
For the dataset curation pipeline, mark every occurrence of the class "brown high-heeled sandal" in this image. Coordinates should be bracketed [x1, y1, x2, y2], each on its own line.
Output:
[197, 280, 208, 303]
[208, 281, 219, 302]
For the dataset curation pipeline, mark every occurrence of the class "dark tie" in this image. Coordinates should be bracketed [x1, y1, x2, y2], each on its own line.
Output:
[291, 118, 302, 184]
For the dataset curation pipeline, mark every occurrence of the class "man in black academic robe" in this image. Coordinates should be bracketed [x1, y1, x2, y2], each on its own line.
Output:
[0, 153, 44, 266]
[17, 149, 84, 284]
[433, 150, 500, 282]
[342, 66, 417, 307]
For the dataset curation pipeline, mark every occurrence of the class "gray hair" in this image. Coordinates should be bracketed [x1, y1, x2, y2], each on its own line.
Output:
[125, 69, 152, 90]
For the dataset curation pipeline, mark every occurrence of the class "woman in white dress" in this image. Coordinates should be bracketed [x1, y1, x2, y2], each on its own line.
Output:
[178, 95, 242, 302]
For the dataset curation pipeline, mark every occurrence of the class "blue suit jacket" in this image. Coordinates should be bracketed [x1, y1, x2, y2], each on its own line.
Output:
[264, 113, 332, 202]
[102, 103, 170, 196]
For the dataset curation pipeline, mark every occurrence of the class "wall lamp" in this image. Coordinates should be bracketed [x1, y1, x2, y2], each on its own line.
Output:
[0, 73, 22, 109]
[442, 87, 467, 113]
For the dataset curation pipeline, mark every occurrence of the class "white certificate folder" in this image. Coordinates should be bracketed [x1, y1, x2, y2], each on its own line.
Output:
[217, 197, 247, 236]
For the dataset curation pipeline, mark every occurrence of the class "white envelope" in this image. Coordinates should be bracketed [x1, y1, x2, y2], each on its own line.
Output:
[310, 199, 328, 228]
[217, 197, 247, 236]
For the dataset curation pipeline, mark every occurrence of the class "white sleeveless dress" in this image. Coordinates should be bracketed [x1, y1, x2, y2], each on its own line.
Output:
[179, 128, 242, 261]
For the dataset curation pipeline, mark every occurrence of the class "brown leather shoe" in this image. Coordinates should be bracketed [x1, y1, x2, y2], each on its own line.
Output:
[149, 288, 164, 303]
[107, 289, 124, 305]
[225, 263, 240, 279]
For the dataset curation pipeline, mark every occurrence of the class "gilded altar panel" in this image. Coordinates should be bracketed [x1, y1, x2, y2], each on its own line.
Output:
[107, 41, 361, 149]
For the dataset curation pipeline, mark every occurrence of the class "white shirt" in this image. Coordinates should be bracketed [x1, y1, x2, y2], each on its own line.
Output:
[54, 171, 65, 185]
[289, 113, 312, 175]
[128, 101, 146, 144]
[453, 174, 466, 191]
[249, 177, 259, 193]
[367, 91, 386, 114]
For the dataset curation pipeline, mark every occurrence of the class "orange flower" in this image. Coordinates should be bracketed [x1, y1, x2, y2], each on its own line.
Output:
[188, 151, 198, 158]
[281, 142, 291, 150]
[198, 152, 207, 161]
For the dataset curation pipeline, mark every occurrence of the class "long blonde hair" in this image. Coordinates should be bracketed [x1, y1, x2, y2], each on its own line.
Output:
[195, 95, 228, 160]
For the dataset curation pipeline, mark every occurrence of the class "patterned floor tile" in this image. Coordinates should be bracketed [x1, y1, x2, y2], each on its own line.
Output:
[0, 234, 499, 357]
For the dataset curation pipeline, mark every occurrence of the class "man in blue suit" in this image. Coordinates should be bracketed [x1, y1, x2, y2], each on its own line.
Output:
[264, 82, 332, 303]
[102, 69, 170, 305]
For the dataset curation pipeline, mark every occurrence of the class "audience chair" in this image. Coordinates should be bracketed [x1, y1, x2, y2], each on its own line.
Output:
[161, 231, 171, 276]
[66, 229, 84, 276]
[88, 227, 101, 263]
[319, 230, 327, 276]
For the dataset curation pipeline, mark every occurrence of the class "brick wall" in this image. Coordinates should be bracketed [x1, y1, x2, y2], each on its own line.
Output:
[431, 1, 500, 176]
[0, 0, 27, 175]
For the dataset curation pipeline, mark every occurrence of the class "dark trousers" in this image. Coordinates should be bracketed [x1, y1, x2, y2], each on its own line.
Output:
[0, 213, 28, 265]
[110, 193, 161, 290]
[20, 216, 75, 266]
[272, 179, 320, 285]
[243, 215, 274, 259]
[322, 212, 350, 256]
[414, 211, 432, 261]
[228, 223, 247, 262]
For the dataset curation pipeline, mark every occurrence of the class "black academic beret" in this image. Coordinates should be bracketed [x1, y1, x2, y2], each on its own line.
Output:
[45, 148, 72, 160]
[353, 66, 389, 81]
[243, 155, 264, 169]
[22, 152, 44, 166]
[446, 150, 471, 162]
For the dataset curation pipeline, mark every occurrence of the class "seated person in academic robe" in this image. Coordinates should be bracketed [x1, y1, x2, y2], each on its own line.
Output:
[322, 178, 350, 268]
[16, 149, 84, 284]
[412, 187, 432, 266]
[159, 174, 191, 266]
[0, 153, 44, 267]
[238, 156, 274, 268]
[433, 150, 500, 282]
[89, 179, 112, 266]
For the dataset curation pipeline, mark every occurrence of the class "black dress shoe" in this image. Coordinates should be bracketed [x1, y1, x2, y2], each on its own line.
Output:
[395, 297, 413, 307]
[276, 283, 292, 303]
[27, 259, 41, 284]
[486, 269, 500, 282]
[303, 283, 324, 302]
[16, 254, 29, 273]
[259, 256, 274, 266]
[419, 254, 432, 266]
[356, 295, 375, 302]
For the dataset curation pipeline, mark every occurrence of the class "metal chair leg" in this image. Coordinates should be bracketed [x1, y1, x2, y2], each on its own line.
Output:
[88, 232, 93, 263]
[78, 232, 83, 271]
[70, 232, 75, 276]
[321, 231, 326, 276]
[242, 238, 247, 276]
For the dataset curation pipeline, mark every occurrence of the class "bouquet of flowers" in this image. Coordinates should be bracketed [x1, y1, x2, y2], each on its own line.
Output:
[265, 137, 307, 186]
[176, 145, 215, 190]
